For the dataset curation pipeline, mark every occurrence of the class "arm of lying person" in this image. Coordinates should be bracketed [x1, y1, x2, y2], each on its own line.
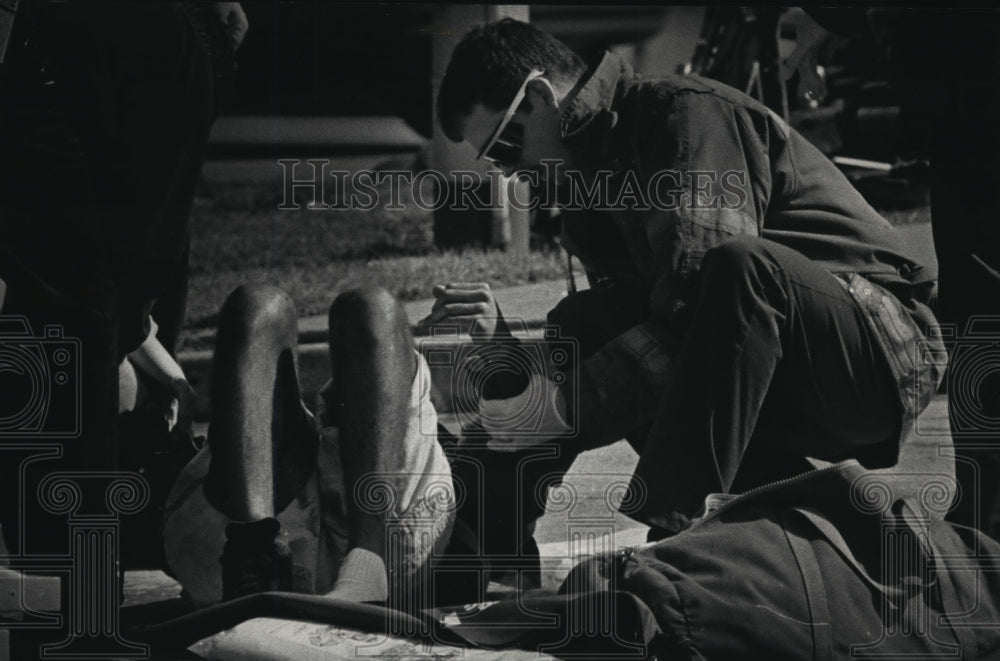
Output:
[127, 321, 197, 433]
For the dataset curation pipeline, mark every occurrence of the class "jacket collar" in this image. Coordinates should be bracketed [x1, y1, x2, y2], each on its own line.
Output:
[559, 51, 634, 141]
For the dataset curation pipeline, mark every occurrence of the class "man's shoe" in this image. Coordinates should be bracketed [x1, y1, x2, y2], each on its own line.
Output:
[220, 517, 293, 600]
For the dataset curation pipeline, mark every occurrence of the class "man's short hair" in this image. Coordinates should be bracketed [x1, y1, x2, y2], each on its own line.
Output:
[437, 18, 586, 143]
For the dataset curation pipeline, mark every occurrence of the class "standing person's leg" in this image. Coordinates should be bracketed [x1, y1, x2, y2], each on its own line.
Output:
[630, 238, 911, 532]
[149, 252, 190, 359]
[890, 11, 1000, 539]
[925, 29, 1000, 539]
[930, 106, 1000, 539]
[0, 0, 127, 558]
[0, 265, 119, 556]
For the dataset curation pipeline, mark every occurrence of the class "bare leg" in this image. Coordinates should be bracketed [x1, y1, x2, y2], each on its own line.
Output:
[200, 285, 417, 602]
[325, 288, 417, 599]
[203, 285, 315, 522]
[199, 285, 317, 599]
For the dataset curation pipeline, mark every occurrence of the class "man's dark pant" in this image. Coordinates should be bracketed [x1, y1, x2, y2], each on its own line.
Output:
[549, 237, 904, 533]
[0, 2, 213, 558]
[631, 238, 903, 530]
[489, 236, 906, 544]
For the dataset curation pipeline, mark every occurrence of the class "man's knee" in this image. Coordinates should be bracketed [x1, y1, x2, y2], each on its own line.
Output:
[700, 237, 788, 295]
[329, 286, 409, 348]
[702, 237, 774, 276]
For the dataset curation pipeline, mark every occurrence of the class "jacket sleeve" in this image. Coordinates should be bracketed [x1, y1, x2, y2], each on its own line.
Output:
[564, 89, 772, 449]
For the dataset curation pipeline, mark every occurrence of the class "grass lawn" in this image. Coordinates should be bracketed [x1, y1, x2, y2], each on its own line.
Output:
[185, 182, 581, 342]
[184, 180, 930, 348]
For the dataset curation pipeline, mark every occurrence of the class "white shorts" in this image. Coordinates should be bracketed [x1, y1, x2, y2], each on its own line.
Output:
[162, 353, 455, 607]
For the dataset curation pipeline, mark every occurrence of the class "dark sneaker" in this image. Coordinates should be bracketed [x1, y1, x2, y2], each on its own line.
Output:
[220, 517, 293, 600]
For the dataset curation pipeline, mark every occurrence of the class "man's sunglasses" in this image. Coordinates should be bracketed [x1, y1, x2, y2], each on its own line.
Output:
[477, 69, 545, 169]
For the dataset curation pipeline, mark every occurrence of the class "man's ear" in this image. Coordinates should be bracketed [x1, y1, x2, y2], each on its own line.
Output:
[525, 77, 560, 112]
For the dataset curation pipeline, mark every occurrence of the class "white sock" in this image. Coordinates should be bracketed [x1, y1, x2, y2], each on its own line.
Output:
[327, 548, 388, 603]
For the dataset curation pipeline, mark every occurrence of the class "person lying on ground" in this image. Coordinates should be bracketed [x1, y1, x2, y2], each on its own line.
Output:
[163, 285, 455, 607]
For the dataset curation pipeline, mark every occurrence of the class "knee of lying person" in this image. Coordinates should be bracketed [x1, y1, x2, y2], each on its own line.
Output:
[329, 286, 407, 343]
[221, 284, 297, 331]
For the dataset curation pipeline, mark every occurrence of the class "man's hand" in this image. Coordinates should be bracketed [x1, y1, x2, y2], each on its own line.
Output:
[479, 372, 571, 451]
[418, 282, 499, 338]
[212, 2, 249, 51]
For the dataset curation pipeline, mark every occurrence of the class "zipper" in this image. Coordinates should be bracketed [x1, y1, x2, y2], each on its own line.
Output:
[684, 460, 857, 531]
[613, 460, 858, 572]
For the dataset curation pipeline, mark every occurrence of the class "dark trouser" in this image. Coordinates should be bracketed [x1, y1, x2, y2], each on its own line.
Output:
[611, 238, 901, 532]
[493, 237, 904, 544]
[886, 11, 1000, 539]
[0, 267, 120, 556]
[931, 110, 1000, 538]
[0, 2, 213, 559]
